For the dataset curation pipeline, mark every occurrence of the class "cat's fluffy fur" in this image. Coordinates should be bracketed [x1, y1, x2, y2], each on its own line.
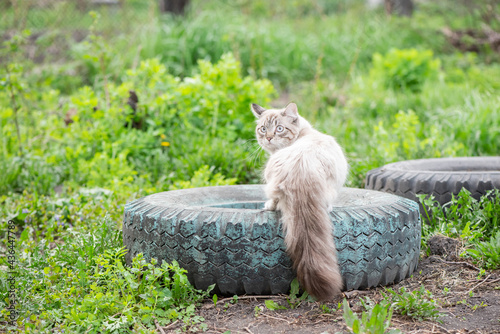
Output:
[251, 102, 348, 301]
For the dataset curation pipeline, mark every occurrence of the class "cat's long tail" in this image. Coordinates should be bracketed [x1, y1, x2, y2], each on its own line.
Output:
[280, 183, 342, 301]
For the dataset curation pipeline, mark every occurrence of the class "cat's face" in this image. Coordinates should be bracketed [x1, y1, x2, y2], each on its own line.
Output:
[251, 103, 301, 153]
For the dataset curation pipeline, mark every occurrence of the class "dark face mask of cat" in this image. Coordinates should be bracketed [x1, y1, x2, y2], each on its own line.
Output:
[252, 105, 299, 153]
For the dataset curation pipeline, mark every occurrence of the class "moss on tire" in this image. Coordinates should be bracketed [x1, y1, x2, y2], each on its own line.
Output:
[123, 185, 420, 295]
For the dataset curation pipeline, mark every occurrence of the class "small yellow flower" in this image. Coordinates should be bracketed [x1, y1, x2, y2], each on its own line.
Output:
[160, 134, 166, 139]
[161, 141, 170, 147]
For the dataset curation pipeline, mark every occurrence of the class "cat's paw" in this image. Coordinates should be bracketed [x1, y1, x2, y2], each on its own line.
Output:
[264, 199, 277, 211]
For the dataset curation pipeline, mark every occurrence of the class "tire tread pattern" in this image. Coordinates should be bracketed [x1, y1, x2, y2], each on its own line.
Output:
[123, 186, 421, 295]
[366, 157, 500, 206]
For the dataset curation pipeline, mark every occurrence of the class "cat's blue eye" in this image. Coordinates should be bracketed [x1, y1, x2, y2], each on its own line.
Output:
[276, 125, 284, 133]
[259, 126, 266, 133]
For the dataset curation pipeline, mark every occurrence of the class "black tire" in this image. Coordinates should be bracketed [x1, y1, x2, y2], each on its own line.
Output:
[365, 157, 500, 207]
[123, 185, 420, 295]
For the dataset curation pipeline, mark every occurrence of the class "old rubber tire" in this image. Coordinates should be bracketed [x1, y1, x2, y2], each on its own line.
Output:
[123, 185, 420, 295]
[365, 157, 500, 206]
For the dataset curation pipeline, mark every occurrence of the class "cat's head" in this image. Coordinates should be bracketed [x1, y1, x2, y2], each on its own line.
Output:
[251, 102, 304, 153]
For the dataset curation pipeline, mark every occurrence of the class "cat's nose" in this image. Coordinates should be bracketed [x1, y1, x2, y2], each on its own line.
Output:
[266, 136, 273, 142]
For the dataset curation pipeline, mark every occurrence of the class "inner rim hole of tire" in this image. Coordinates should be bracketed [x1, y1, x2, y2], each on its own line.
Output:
[209, 201, 265, 209]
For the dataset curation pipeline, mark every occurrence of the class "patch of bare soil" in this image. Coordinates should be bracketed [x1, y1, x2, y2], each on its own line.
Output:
[175, 255, 500, 334]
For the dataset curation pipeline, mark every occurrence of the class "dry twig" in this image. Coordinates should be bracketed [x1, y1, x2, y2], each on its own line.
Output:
[244, 327, 254, 334]
[467, 274, 492, 295]
[155, 319, 166, 334]
[260, 312, 292, 324]
[428, 256, 480, 271]
[215, 295, 287, 305]
[161, 320, 179, 332]
[343, 290, 371, 299]
[206, 325, 232, 334]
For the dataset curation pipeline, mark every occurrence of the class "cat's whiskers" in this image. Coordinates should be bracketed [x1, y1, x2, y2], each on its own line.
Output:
[245, 139, 264, 167]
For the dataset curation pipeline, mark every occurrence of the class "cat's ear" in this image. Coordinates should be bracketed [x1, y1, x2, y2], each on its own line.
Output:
[251, 103, 266, 118]
[283, 103, 299, 122]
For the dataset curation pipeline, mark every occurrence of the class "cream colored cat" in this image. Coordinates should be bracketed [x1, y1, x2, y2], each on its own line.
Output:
[251, 102, 348, 301]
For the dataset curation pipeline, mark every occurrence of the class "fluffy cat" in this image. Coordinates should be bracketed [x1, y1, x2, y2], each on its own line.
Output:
[251, 102, 348, 301]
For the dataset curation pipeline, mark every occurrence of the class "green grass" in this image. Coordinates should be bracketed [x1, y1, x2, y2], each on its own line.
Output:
[1, 0, 500, 331]
[343, 299, 401, 334]
[379, 286, 441, 321]
[341, 285, 440, 333]
[420, 189, 500, 270]
[0, 0, 152, 33]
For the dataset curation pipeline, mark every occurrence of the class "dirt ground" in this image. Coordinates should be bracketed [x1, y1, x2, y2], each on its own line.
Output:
[161, 245, 500, 333]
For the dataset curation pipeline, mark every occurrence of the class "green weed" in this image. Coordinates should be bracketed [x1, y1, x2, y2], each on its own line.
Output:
[419, 189, 500, 270]
[370, 48, 440, 92]
[380, 286, 441, 321]
[420, 188, 500, 239]
[457, 299, 488, 312]
[342, 299, 401, 334]
[286, 278, 312, 308]
[1, 52, 274, 196]
[466, 230, 500, 270]
[372, 109, 465, 163]
[264, 278, 311, 311]
[264, 300, 287, 311]
[0, 217, 213, 332]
